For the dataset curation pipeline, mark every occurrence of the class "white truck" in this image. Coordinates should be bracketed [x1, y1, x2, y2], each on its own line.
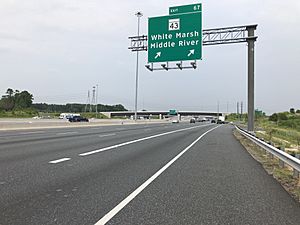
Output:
[218, 116, 225, 122]
[59, 113, 80, 119]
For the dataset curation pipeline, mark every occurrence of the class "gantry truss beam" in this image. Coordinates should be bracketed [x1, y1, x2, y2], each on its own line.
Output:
[128, 35, 148, 52]
[202, 24, 257, 45]
[128, 24, 257, 51]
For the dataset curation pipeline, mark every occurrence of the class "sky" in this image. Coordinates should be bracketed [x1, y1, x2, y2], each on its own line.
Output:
[0, 0, 299, 114]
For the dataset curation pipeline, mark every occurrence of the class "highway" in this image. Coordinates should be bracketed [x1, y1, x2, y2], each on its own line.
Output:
[1, 122, 300, 225]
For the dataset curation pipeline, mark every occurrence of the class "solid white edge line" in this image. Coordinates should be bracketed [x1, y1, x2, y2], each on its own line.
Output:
[56, 132, 78, 135]
[19, 131, 46, 135]
[79, 124, 212, 156]
[49, 158, 71, 164]
[94, 125, 221, 225]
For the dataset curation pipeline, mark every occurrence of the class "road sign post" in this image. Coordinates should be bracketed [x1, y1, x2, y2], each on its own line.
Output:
[247, 25, 256, 132]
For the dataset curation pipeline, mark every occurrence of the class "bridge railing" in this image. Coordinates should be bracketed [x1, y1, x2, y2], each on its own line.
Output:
[235, 126, 300, 178]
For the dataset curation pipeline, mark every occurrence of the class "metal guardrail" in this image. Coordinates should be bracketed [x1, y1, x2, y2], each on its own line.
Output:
[236, 126, 300, 173]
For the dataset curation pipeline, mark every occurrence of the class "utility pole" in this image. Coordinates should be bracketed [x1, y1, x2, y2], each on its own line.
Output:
[134, 11, 143, 122]
[96, 84, 99, 116]
[241, 101, 243, 120]
[217, 101, 219, 120]
[85, 90, 90, 113]
[237, 102, 240, 119]
[91, 86, 95, 113]
[226, 101, 229, 113]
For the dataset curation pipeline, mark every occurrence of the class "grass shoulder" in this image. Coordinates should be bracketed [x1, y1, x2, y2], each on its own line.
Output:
[234, 130, 300, 202]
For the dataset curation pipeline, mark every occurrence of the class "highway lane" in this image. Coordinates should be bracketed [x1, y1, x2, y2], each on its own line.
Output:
[1, 123, 300, 224]
[0, 122, 212, 224]
[107, 126, 300, 225]
[0, 123, 173, 141]
[0, 122, 196, 164]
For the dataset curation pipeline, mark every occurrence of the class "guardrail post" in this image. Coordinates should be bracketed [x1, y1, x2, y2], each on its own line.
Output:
[268, 142, 274, 159]
[279, 146, 285, 168]
[293, 154, 300, 179]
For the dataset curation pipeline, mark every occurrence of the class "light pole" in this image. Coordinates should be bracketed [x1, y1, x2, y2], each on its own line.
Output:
[134, 11, 143, 122]
[217, 101, 219, 121]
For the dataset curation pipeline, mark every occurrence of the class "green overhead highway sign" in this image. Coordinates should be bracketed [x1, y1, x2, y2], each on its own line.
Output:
[169, 3, 202, 15]
[169, 109, 177, 115]
[148, 4, 202, 63]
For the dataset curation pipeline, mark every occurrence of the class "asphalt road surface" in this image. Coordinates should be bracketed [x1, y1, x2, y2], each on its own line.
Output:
[1, 122, 300, 225]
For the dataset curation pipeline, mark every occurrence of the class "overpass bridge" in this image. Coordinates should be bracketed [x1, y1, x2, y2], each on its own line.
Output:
[101, 111, 227, 119]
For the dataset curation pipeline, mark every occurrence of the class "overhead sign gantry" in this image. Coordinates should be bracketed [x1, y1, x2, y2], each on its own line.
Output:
[128, 3, 258, 132]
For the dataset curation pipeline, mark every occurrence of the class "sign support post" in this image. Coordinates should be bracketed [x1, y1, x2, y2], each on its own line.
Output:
[247, 25, 256, 132]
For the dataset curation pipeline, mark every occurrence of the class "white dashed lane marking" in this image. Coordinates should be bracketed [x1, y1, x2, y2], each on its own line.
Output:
[99, 133, 116, 138]
[79, 124, 212, 157]
[49, 158, 71, 164]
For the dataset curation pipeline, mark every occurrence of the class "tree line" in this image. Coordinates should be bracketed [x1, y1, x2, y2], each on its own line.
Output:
[269, 108, 300, 131]
[0, 88, 33, 111]
[0, 88, 127, 113]
[33, 103, 127, 113]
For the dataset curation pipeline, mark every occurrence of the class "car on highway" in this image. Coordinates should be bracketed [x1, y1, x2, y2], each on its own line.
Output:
[172, 119, 179, 124]
[68, 116, 89, 122]
[190, 118, 196, 123]
[211, 119, 216, 123]
[199, 117, 208, 122]
[217, 119, 226, 124]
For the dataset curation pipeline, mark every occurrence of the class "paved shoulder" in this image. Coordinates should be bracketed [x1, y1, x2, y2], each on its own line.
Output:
[108, 125, 300, 225]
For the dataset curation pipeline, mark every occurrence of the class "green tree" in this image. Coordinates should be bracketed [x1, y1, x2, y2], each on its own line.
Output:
[269, 113, 278, 122]
[6, 88, 14, 97]
[14, 91, 33, 109]
[278, 112, 288, 120]
[290, 108, 295, 114]
[0, 88, 34, 111]
[0, 88, 15, 111]
[0, 97, 15, 111]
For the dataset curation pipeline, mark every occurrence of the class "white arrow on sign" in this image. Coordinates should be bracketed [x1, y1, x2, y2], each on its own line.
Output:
[187, 49, 195, 57]
[155, 52, 161, 59]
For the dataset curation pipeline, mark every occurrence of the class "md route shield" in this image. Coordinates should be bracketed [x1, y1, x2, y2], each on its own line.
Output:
[148, 9, 202, 63]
